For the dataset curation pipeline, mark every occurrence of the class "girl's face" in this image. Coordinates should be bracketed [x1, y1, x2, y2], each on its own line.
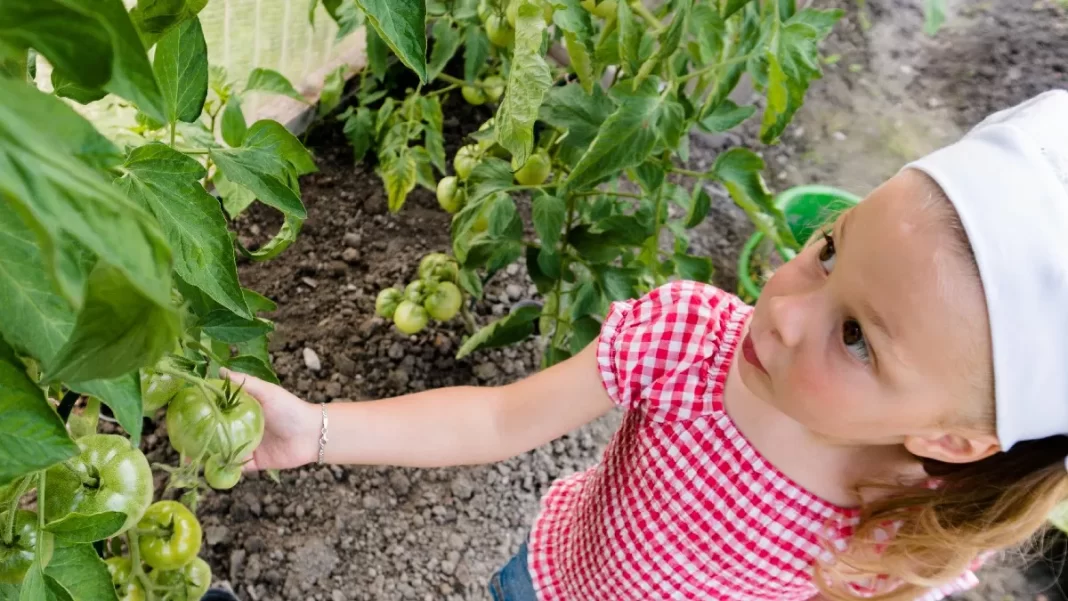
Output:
[741, 170, 1000, 461]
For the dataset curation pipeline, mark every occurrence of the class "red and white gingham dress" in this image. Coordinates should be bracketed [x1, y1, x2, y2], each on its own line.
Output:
[526, 281, 980, 600]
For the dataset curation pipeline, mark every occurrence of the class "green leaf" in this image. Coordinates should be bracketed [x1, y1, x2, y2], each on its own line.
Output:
[570, 279, 604, 319]
[552, 0, 594, 37]
[237, 216, 303, 261]
[425, 130, 446, 175]
[43, 264, 179, 384]
[712, 147, 794, 247]
[674, 253, 713, 282]
[91, 0, 169, 124]
[379, 147, 418, 213]
[0, 584, 19, 600]
[51, 72, 108, 105]
[685, 185, 712, 228]
[723, 0, 757, 18]
[226, 355, 279, 385]
[19, 564, 46, 601]
[689, 3, 725, 64]
[0, 342, 78, 487]
[44, 512, 126, 543]
[321, 0, 365, 39]
[635, 1, 688, 87]
[216, 171, 256, 219]
[343, 107, 376, 162]
[616, 0, 641, 73]
[456, 304, 541, 359]
[570, 315, 601, 354]
[365, 26, 389, 79]
[427, 19, 462, 81]
[563, 84, 661, 192]
[459, 268, 483, 300]
[209, 147, 308, 218]
[654, 99, 686, 150]
[0, 0, 113, 89]
[525, 246, 554, 294]
[630, 161, 665, 196]
[243, 289, 278, 313]
[220, 95, 248, 147]
[199, 310, 273, 344]
[699, 99, 756, 132]
[118, 143, 251, 319]
[45, 541, 119, 601]
[495, 0, 552, 169]
[153, 17, 208, 124]
[44, 577, 75, 601]
[353, 0, 428, 82]
[463, 25, 491, 82]
[923, 0, 945, 36]
[760, 9, 842, 144]
[243, 120, 318, 176]
[467, 157, 515, 202]
[532, 194, 566, 249]
[319, 66, 346, 116]
[563, 32, 595, 95]
[566, 226, 622, 264]
[0, 81, 172, 308]
[0, 204, 143, 444]
[539, 83, 615, 152]
[130, 0, 208, 47]
[487, 194, 523, 241]
[245, 67, 305, 102]
[599, 266, 640, 301]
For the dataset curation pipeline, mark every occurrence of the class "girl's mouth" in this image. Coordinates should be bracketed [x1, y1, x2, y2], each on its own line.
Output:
[741, 332, 768, 375]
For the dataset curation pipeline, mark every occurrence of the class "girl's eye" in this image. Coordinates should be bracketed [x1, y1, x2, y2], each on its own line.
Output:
[843, 319, 870, 363]
[818, 232, 836, 272]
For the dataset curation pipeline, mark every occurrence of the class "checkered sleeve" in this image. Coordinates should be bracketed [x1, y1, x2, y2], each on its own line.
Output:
[596, 280, 737, 422]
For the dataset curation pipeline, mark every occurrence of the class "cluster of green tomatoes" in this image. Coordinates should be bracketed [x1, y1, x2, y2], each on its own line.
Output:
[376, 253, 465, 334]
[1, 371, 265, 600]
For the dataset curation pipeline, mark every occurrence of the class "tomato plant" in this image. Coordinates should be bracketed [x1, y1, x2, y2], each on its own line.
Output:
[342, 0, 841, 365]
[0, 0, 310, 596]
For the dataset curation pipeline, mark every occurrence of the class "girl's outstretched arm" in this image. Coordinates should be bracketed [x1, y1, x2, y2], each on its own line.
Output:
[223, 343, 613, 471]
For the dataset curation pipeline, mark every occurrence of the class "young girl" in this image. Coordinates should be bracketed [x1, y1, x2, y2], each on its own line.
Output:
[222, 89, 1068, 600]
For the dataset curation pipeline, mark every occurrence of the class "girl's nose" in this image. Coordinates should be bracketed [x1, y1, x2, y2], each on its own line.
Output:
[766, 292, 812, 350]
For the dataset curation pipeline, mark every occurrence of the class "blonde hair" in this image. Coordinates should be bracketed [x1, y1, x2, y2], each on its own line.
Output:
[814, 173, 1068, 599]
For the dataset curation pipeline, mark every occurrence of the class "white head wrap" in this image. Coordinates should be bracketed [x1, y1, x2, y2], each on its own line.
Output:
[905, 88, 1068, 451]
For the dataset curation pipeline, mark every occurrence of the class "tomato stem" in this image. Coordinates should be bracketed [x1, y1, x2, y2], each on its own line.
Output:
[62, 460, 100, 488]
[127, 530, 157, 601]
[35, 472, 44, 555]
[677, 52, 759, 85]
[2, 476, 30, 546]
[629, 1, 665, 33]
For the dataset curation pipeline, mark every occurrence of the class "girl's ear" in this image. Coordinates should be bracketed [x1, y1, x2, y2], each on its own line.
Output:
[903, 432, 1001, 464]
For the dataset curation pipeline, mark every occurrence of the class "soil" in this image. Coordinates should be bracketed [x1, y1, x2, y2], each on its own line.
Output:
[159, 1, 1068, 600]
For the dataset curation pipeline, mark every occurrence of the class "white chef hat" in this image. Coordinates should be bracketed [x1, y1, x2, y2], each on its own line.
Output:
[905, 88, 1068, 451]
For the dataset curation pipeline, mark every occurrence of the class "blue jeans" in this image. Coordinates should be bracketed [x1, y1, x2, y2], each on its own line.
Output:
[488, 543, 538, 601]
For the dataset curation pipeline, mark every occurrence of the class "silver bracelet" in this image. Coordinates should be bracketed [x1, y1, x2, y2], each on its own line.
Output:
[317, 403, 329, 465]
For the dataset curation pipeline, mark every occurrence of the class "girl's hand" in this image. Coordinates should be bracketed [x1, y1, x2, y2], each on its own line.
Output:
[220, 369, 322, 471]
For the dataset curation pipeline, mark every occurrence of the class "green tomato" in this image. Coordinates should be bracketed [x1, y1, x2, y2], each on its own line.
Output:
[461, 85, 487, 106]
[436, 177, 465, 214]
[137, 501, 202, 571]
[482, 76, 505, 103]
[150, 557, 211, 601]
[393, 301, 429, 334]
[140, 370, 186, 415]
[105, 557, 147, 601]
[165, 380, 265, 462]
[424, 282, 463, 321]
[581, 0, 616, 18]
[44, 434, 153, 536]
[405, 280, 427, 303]
[0, 510, 37, 585]
[204, 455, 242, 490]
[418, 253, 450, 280]
[375, 288, 403, 319]
[514, 151, 551, 185]
[453, 145, 479, 180]
[485, 14, 514, 47]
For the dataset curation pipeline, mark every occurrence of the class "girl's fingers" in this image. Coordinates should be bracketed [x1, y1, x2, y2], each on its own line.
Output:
[219, 368, 274, 400]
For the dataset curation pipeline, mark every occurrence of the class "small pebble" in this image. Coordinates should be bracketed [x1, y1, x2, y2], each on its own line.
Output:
[303, 348, 322, 371]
